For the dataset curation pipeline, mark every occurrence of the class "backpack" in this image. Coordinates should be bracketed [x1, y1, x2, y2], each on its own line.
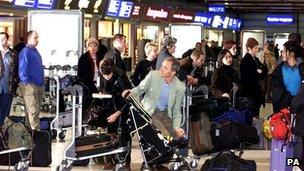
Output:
[269, 108, 291, 139]
[3, 118, 33, 149]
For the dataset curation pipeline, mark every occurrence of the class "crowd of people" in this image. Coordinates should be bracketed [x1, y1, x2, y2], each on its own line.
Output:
[0, 30, 304, 170]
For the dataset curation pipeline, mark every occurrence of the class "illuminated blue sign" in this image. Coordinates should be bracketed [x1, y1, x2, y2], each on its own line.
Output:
[194, 12, 213, 27]
[208, 4, 225, 13]
[266, 15, 294, 24]
[13, 0, 55, 9]
[228, 18, 242, 30]
[212, 15, 229, 29]
[106, 0, 133, 18]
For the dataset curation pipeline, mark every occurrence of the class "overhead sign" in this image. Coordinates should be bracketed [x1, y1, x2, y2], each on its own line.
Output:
[131, 3, 141, 18]
[212, 15, 229, 29]
[143, 5, 171, 22]
[228, 18, 242, 30]
[105, 0, 133, 18]
[208, 4, 225, 13]
[12, 0, 56, 9]
[193, 12, 213, 27]
[266, 15, 294, 24]
[58, 0, 104, 14]
[170, 9, 194, 23]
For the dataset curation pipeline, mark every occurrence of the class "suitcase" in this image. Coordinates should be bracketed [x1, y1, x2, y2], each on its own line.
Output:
[270, 138, 294, 171]
[211, 121, 259, 151]
[201, 151, 257, 171]
[189, 112, 213, 155]
[31, 130, 52, 167]
[75, 133, 118, 157]
[249, 118, 271, 150]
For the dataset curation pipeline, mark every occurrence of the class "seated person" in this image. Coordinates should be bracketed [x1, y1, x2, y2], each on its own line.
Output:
[123, 57, 185, 138]
[97, 58, 132, 169]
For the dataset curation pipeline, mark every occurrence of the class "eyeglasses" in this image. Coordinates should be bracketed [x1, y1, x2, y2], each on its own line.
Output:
[99, 66, 111, 70]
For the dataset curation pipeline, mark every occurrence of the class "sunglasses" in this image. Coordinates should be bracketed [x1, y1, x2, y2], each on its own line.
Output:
[99, 66, 111, 70]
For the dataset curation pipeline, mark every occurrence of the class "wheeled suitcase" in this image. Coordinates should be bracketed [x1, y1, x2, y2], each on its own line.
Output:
[189, 112, 213, 155]
[31, 130, 52, 167]
[270, 138, 294, 171]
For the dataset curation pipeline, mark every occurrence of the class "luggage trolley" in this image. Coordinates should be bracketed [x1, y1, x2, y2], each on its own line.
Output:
[51, 75, 73, 140]
[56, 85, 129, 171]
[127, 94, 190, 171]
[0, 145, 34, 171]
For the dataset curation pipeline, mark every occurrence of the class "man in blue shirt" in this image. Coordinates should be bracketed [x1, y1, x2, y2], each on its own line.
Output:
[18, 30, 44, 131]
[0, 32, 18, 132]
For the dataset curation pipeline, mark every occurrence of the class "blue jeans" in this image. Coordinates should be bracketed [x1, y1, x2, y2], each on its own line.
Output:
[0, 93, 13, 126]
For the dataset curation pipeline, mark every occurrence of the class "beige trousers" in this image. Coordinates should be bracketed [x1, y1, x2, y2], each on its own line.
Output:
[151, 109, 174, 137]
[18, 83, 44, 130]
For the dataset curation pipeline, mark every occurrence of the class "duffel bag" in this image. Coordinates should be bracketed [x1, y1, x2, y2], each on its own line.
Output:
[269, 108, 291, 139]
[201, 151, 256, 171]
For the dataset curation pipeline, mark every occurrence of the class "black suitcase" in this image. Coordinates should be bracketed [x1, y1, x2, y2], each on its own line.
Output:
[31, 130, 52, 167]
[211, 121, 259, 151]
[0, 151, 21, 165]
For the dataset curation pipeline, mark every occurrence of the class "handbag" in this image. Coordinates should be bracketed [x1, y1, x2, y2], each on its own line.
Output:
[84, 99, 113, 127]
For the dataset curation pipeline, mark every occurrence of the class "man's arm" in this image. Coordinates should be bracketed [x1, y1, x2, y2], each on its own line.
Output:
[172, 82, 186, 129]
[18, 50, 31, 84]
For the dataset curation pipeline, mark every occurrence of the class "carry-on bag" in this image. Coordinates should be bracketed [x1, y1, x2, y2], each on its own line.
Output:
[31, 130, 52, 167]
[270, 138, 294, 171]
[189, 112, 213, 155]
[200, 151, 257, 171]
[211, 121, 259, 151]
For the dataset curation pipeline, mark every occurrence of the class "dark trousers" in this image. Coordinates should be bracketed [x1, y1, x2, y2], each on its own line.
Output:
[0, 93, 13, 126]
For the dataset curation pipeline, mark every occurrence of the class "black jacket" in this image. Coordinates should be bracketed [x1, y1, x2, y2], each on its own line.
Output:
[178, 56, 206, 85]
[272, 61, 304, 113]
[211, 65, 240, 98]
[104, 48, 126, 72]
[98, 68, 132, 113]
[131, 59, 156, 86]
[77, 51, 102, 94]
[240, 53, 268, 105]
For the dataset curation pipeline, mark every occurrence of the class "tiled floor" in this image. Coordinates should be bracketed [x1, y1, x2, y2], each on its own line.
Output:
[0, 103, 275, 171]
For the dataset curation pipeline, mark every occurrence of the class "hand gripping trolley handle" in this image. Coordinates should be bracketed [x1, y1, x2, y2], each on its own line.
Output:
[56, 85, 129, 171]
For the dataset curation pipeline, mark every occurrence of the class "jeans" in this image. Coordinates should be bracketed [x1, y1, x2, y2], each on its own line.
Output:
[0, 93, 13, 126]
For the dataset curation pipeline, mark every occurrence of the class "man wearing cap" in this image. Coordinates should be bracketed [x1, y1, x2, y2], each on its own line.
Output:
[156, 35, 177, 70]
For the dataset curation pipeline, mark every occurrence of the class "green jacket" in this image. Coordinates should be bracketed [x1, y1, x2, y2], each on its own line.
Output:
[130, 70, 186, 129]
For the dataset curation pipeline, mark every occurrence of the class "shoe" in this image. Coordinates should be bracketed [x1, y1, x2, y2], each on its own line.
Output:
[102, 162, 116, 170]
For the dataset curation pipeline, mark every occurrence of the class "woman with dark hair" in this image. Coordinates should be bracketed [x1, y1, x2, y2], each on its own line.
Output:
[272, 40, 304, 113]
[211, 49, 240, 100]
[240, 38, 268, 118]
[263, 42, 277, 101]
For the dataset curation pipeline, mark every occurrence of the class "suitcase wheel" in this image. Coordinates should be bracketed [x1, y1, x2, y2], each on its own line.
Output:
[190, 158, 199, 168]
[56, 162, 72, 171]
[14, 160, 30, 171]
[58, 130, 66, 141]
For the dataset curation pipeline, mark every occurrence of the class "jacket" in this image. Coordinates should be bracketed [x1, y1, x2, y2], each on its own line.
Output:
[0, 48, 18, 94]
[104, 48, 126, 72]
[130, 71, 186, 129]
[179, 56, 206, 85]
[77, 51, 102, 94]
[272, 61, 304, 112]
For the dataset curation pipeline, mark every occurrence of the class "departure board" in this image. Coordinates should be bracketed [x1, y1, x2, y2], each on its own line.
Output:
[13, 0, 56, 9]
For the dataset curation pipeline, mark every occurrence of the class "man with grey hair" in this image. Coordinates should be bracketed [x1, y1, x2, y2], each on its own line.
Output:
[156, 35, 177, 70]
[123, 57, 186, 138]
